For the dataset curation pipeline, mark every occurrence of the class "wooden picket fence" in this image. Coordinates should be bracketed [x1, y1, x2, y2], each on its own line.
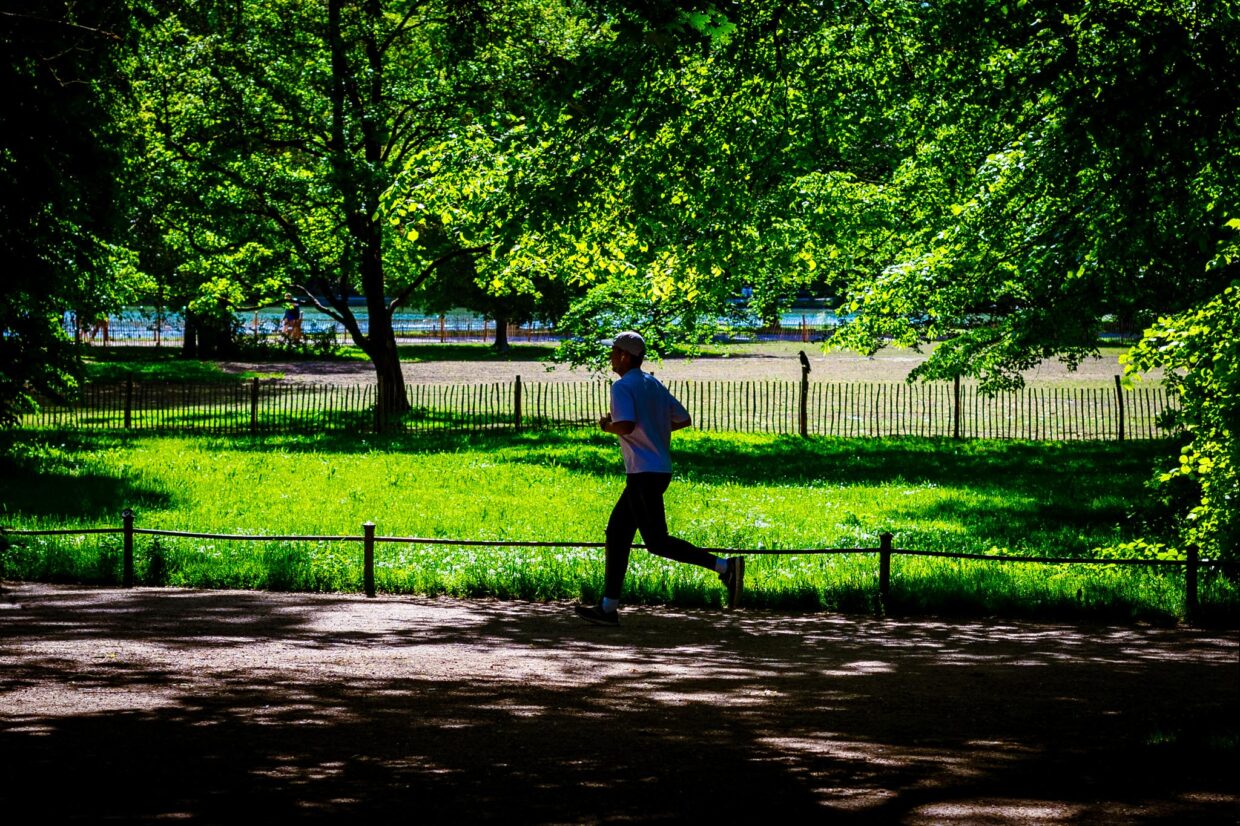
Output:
[20, 375, 1177, 441]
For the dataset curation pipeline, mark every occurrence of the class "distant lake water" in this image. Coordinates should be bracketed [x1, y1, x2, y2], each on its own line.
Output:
[68, 305, 847, 341]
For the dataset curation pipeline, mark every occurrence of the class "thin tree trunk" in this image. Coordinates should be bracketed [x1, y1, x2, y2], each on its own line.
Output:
[327, 0, 408, 423]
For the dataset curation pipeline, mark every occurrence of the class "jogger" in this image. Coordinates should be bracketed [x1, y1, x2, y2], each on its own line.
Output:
[575, 331, 742, 626]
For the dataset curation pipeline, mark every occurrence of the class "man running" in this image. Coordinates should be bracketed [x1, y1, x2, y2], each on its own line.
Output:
[575, 331, 743, 626]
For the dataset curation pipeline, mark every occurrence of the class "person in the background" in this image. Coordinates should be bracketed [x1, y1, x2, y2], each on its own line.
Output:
[575, 331, 743, 626]
[88, 312, 109, 343]
[281, 294, 303, 343]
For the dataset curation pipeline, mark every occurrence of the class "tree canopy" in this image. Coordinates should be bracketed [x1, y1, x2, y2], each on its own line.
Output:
[5, 0, 1237, 556]
[1, 1, 142, 425]
[507, 1, 1238, 383]
[125, 0, 606, 407]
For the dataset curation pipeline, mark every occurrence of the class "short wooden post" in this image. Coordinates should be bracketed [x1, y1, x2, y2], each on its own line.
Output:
[952, 375, 962, 439]
[1114, 375, 1126, 442]
[1185, 543, 1199, 622]
[878, 532, 893, 607]
[363, 521, 376, 598]
[798, 350, 810, 438]
[122, 509, 135, 588]
[124, 374, 134, 430]
[514, 375, 523, 430]
[249, 377, 260, 434]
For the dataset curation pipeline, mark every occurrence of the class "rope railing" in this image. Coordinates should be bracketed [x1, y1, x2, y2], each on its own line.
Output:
[1, 511, 1226, 618]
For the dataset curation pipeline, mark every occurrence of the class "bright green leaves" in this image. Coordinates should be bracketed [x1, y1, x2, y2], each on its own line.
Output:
[1126, 280, 1240, 558]
[832, 0, 1240, 402]
[679, 7, 737, 47]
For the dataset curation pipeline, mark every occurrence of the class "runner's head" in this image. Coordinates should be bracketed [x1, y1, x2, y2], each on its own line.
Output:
[611, 331, 645, 371]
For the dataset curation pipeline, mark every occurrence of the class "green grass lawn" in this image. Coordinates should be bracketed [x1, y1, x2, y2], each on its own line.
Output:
[81, 348, 283, 383]
[3, 428, 1232, 622]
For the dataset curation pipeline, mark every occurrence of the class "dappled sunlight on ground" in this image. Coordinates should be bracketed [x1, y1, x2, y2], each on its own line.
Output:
[1, 583, 1236, 823]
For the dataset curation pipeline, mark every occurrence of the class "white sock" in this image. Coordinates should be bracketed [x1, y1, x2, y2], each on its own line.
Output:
[714, 557, 728, 574]
[602, 597, 619, 613]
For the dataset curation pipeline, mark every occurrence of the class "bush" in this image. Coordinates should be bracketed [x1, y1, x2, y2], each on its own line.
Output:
[1126, 280, 1239, 561]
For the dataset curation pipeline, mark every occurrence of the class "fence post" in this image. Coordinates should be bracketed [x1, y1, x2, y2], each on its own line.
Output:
[1114, 375, 1126, 442]
[122, 508, 135, 588]
[798, 350, 810, 438]
[1185, 543, 1199, 622]
[878, 532, 892, 608]
[250, 377, 260, 434]
[363, 521, 376, 598]
[953, 375, 962, 439]
[124, 374, 134, 430]
[514, 375, 523, 430]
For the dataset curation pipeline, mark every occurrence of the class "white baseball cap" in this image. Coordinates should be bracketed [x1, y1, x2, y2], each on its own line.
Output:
[611, 331, 646, 357]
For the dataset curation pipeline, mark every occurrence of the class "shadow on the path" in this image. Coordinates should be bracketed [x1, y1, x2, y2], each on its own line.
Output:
[1, 585, 1236, 824]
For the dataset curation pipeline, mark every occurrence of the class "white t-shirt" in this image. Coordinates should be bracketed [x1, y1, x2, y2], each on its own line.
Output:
[610, 369, 690, 474]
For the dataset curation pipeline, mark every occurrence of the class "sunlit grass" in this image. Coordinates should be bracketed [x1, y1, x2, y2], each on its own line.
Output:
[1, 429, 1233, 622]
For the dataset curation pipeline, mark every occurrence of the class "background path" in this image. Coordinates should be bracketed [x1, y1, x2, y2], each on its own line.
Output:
[1, 583, 1235, 824]
[220, 345, 1147, 387]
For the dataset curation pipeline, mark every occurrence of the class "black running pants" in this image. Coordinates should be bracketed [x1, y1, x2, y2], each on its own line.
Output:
[603, 472, 715, 600]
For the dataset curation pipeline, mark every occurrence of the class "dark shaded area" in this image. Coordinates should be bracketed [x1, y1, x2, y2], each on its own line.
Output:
[0, 457, 172, 521]
[82, 348, 240, 384]
[1, 584, 1236, 823]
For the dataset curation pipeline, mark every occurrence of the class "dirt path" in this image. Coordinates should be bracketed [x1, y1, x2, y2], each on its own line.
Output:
[1, 583, 1235, 824]
[221, 345, 1145, 386]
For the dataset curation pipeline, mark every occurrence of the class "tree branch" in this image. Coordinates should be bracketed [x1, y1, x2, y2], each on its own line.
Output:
[388, 245, 490, 313]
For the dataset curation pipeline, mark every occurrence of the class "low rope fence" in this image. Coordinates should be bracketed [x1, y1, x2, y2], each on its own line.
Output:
[21, 373, 1178, 441]
[2, 510, 1226, 620]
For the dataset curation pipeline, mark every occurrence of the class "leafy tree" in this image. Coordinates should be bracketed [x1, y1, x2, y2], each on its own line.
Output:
[1, 1, 139, 424]
[831, 0, 1240, 391]
[484, 1, 924, 366]
[384, 119, 582, 352]
[824, 0, 1240, 556]
[524, 0, 1238, 393]
[126, 0, 602, 413]
[1126, 273, 1239, 561]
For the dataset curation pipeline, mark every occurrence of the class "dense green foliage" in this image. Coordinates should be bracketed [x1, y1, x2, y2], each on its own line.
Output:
[505, 1, 1239, 379]
[5, 0, 1236, 560]
[1126, 280, 1240, 561]
[831, 0, 1239, 387]
[0, 2, 144, 424]
[124, 0, 603, 393]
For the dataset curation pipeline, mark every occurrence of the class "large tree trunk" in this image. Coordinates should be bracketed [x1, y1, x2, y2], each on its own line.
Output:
[370, 336, 408, 429]
[365, 302, 410, 428]
[181, 310, 236, 359]
[492, 314, 510, 353]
